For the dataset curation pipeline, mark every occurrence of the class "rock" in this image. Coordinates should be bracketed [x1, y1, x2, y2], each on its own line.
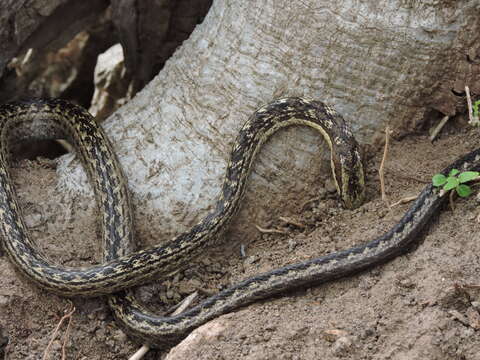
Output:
[24, 212, 43, 228]
[331, 336, 354, 357]
[0, 295, 10, 308]
[165, 318, 227, 360]
[323, 329, 349, 342]
[89, 43, 131, 122]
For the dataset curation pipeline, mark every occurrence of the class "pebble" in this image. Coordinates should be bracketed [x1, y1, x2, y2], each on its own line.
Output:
[331, 336, 353, 356]
[287, 239, 297, 251]
[325, 179, 337, 193]
[323, 329, 348, 342]
[24, 213, 42, 228]
[0, 295, 9, 308]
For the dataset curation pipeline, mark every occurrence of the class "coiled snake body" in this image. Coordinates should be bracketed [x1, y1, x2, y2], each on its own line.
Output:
[0, 97, 478, 347]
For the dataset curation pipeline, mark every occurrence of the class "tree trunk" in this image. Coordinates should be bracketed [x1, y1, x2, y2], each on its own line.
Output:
[54, 0, 480, 242]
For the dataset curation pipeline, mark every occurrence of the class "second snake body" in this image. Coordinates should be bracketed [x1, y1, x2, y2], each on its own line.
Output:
[0, 97, 478, 347]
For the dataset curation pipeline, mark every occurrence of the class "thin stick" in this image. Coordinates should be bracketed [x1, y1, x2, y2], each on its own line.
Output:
[129, 345, 150, 360]
[166, 291, 199, 315]
[383, 169, 430, 184]
[390, 195, 417, 207]
[379, 126, 392, 207]
[172, 292, 199, 316]
[255, 224, 288, 234]
[461, 283, 480, 289]
[301, 196, 320, 209]
[429, 115, 450, 142]
[279, 216, 306, 229]
[130, 291, 199, 360]
[42, 305, 76, 360]
[465, 86, 477, 126]
[61, 309, 74, 360]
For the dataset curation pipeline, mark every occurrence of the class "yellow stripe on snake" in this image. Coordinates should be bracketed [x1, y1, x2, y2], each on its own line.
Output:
[0, 97, 478, 347]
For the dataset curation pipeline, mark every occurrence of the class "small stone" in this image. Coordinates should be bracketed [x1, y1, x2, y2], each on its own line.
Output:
[0, 295, 9, 308]
[331, 336, 353, 357]
[323, 329, 348, 342]
[201, 258, 212, 266]
[287, 239, 297, 251]
[97, 311, 107, 320]
[24, 213, 42, 228]
[324, 179, 337, 193]
[466, 307, 480, 329]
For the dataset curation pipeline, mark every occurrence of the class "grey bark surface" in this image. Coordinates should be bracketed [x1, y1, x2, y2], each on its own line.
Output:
[51, 0, 480, 243]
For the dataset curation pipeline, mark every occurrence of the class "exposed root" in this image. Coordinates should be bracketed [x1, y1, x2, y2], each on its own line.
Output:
[42, 303, 75, 360]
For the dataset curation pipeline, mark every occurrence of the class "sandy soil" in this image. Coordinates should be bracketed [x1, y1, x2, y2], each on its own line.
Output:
[0, 126, 479, 359]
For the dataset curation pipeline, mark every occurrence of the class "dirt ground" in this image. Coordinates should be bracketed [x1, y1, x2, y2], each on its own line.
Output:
[0, 126, 480, 360]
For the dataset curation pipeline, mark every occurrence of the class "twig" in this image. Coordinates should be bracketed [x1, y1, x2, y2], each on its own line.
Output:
[129, 345, 150, 360]
[390, 195, 417, 207]
[279, 216, 306, 229]
[61, 309, 74, 360]
[301, 196, 320, 209]
[130, 291, 199, 360]
[448, 309, 470, 326]
[255, 224, 288, 234]
[379, 125, 392, 207]
[383, 169, 430, 184]
[172, 292, 199, 316]
[166, 291, 199, 316]
[43, 304, 76, 360]
[466, 86, 479, 126]
[459, 283, 480, 289]
[429, 115, 450, 142]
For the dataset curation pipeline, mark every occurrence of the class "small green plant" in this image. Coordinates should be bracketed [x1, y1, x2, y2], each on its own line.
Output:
[432, 169, 479, 197]
[474, 100, 480, 118]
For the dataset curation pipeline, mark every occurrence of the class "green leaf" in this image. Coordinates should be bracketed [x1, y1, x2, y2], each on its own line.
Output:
[474, 100, 480, 117]
[432, 174, 447, 187]
[443, 177, 459, 191]
[456, 184, 472, 198]
[449, 169, 460, 177]
[458, 171, 479, 183]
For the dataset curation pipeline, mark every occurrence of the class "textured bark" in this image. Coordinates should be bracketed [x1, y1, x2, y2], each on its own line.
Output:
[51, 0, 480, 243]
[0, 0, 109, 80]
[0, 0, 113, 106]
[111, 0, 212, 93]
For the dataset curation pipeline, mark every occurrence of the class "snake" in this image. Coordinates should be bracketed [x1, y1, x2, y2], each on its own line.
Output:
[0, 97, 478, 348]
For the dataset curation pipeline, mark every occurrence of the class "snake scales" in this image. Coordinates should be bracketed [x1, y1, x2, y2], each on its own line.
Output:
[0, 97, 479, 348]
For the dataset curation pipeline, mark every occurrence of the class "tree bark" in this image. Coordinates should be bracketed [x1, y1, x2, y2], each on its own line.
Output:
[111, 0, 213, 93]
[0, 0, 109, 79]
[54, 0, 480, 243]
